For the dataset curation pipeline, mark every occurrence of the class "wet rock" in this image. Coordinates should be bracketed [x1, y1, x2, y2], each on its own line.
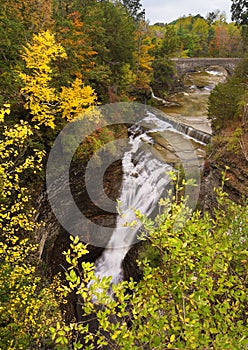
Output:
[35, 159, 123, 319]
[123, 242, 143, 282]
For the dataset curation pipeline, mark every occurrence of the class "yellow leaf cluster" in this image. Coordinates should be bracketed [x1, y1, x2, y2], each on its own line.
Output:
[19, 30, 67, 128]
[21, 30, 67, 72]
[0, 104, 66, 348]
[0, 104, 10, 123]
[0, 235, 65, 348]
[59, 77, 97, 121]
[0, 109, 45, 235]
[19, 30, 97, 128]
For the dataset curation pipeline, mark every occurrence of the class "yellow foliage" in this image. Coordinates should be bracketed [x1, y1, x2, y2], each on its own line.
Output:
[19, 30, 67, 128]
[0, 30, 98, 348]
[19, 30, 97, 127]
[133, 21, 154, 89]
[0, 104, 10, 123]
[21, 30, 67, 72]
[0, 106, 45, 235]
[0, 235, 65, 349]
[0, 103, 66, 348]
[59, 77, 97, 121]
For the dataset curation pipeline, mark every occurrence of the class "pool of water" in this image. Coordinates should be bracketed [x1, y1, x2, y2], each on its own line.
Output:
[161, 66, 227, 134]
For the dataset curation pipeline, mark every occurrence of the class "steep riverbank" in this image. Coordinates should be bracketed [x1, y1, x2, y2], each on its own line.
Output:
[36, 158, 123, 321]
[200, 125, 248, 212]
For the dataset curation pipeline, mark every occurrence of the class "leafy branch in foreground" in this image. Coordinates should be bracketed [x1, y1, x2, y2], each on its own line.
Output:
[55, 184, 248, 349]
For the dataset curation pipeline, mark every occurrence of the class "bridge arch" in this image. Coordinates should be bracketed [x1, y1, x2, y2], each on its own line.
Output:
[171, 58, 242, 78]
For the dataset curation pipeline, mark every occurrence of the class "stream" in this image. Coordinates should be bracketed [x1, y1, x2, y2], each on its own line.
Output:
[161, 65, 227, 133]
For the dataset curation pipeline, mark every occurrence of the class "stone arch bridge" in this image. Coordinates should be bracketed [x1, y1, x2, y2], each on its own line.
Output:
[171, 57, 242, 77]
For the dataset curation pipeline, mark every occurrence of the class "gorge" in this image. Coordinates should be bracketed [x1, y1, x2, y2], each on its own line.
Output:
[90, 67, 230, 289]
[39, 67, 230, 312]
[1, 1, 248, 347]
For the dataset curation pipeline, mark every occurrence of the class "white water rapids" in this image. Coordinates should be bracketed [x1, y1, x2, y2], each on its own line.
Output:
[92, 112, 206, 287]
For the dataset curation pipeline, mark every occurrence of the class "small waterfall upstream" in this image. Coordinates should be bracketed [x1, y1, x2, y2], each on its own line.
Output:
[92, 112, 208, 287]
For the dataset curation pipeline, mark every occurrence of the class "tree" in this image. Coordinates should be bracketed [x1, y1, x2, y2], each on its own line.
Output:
[53, 0, 138, 101]
[208, 76, 244, 129]
[174, 16, 211, 57]
[151, 25, 179, 96]
[0, 235, 66, 349]
[208, 58, 248, 130]
[101, 2, 135, 74]
[231, 0, 248, 25]
[59, 77, 97, 122]
[19, 30, 97, 128]
[19, 31, 67, 129]
[132, 21, 154, 93]
[206, 9, 226, 25]
[227, 22, 243, 55]
[231, 0, 248, 51]
[55, 10, 98, 85]
[0, 0, 53, 106]
[151, 59, 176, 96]
[121, 0, 145, 20]
[206, 10, 221, 25]
[158, 25, 180, 58]
[91, 1, 136, 99]
[210, 25, 229, 57]
[192, 17, 209, 56]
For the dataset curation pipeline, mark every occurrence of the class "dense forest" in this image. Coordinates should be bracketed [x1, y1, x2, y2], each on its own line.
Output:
[0, 0, 247, 349]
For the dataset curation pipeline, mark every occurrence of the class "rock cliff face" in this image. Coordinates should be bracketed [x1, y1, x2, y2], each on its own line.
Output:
[37, 158, 123, 270]
[36, 158, 123, 320]
[200, 127, 248, 212]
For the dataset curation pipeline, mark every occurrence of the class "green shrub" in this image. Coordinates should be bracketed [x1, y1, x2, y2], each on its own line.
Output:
[208, 76, 245, 131]
[55, 183, 248, 349]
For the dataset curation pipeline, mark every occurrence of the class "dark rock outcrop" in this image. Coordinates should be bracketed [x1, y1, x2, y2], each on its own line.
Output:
[36, 158, 123, 321]
[200, 134, 248, 213]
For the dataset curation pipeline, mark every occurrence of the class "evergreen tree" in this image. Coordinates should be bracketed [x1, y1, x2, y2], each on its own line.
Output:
[231, 0, 248, 50]
[121, 0, 145, 20]
[231, 0, 248, 25]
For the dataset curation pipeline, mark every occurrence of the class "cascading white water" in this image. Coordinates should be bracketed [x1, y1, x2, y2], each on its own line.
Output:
[92, 112, 206, 288]
[93, 121, 172, 285]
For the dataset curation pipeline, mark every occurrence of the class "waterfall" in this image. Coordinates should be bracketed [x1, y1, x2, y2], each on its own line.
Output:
[151, 89, 180, 107]
[151, 89, 169, 105]
[93, 123, 172, 285]
[172, 123, 211, 144]
[92, 111, 205, 288]
[142, 112, 211, 145]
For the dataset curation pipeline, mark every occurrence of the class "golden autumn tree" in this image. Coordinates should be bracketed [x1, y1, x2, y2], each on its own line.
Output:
[0, 30, 98, 348]
[19, 31, 66, 128]
[19, 30, 97, 128]
[59, 77, 97, 121]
